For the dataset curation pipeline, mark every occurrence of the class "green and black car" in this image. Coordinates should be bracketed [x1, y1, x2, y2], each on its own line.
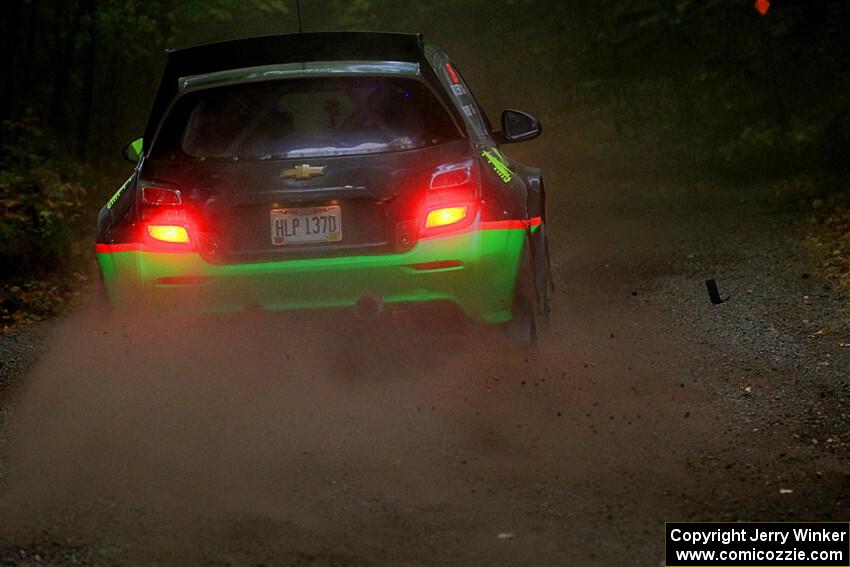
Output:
[96, 31, 552, 342]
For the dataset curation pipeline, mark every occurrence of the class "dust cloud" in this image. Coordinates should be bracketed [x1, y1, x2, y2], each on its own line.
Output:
[0, 300, 552, 561]
[0, 269, 699, 564]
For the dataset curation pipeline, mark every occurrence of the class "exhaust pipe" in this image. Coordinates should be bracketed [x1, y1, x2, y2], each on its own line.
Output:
[354, 294, 384, 321]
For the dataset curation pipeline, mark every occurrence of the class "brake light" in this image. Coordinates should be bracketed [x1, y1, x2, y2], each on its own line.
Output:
[147, 225, 190, 244]
[420, 159, 479, 235]
[142, 186, 182, 206]
[426, 206, 468, 229]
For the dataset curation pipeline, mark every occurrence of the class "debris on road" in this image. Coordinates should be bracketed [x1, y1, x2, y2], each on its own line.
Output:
[808, 326, 832, 338]
[705, 279, 729, 304]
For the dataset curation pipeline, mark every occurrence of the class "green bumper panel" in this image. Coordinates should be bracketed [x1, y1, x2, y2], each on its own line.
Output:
[96, 228, 525, 323]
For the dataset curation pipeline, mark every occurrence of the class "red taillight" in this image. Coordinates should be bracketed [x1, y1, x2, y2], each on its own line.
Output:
[142, 220, 195, 251]
[420, 159, 479, 235]
[142, 186, 182, 206]
[147, 225, 190, 244]
[136, 180, 199, 251]
[426, 206, 468, 229]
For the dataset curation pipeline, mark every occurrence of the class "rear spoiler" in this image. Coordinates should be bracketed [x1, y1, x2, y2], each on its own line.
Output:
[142, 31, 427, 152]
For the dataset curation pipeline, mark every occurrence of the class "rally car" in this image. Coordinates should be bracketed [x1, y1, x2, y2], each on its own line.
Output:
[95, 32, 552, 343]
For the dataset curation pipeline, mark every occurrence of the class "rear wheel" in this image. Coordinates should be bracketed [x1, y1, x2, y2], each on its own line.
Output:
[533, 223, 553, 329]
[505, 237, 539, 347]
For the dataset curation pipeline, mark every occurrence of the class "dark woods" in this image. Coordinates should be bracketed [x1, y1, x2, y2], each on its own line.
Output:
[0, 0, 293, 163]
[0, 0, 848, 278]
[0, 0, 294, 278]
[2, 0, 849, 171]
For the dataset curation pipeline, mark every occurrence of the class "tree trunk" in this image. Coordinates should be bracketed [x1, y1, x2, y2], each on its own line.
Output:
[0, 0, 22, 122]
[760, 15, 788, 137]
[76, 0, 97, 159]
[49, 0, 82, 132]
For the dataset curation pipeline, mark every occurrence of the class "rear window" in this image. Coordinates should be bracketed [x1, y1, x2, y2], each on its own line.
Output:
[151, 76, 462, 160]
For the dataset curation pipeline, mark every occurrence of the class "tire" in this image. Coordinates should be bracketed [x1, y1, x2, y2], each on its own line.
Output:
[533, 223, 553, 329]
[505, 237, 539, 347]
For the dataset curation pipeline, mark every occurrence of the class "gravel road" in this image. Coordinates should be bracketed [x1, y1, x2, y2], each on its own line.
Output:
[0, 161, 848, 566]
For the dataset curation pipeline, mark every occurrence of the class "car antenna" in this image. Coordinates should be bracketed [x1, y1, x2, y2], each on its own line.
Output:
[296, 0, 303, 32]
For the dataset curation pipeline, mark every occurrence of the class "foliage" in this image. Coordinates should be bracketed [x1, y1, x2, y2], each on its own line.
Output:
[0, 118, 88, 277]
[0, 277, 85, 327]
[3, 0, 847, 174]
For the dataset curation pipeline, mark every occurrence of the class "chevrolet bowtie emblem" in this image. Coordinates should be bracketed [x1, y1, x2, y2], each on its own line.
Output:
[281, 164, 326, 180]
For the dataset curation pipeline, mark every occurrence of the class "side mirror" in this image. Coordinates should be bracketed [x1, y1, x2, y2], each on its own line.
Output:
[500, 109, 541, 143]
[122, 137, 144, 162]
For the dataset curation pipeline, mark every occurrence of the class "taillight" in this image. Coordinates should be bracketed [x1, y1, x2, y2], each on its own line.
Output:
[430, 160, 473, 190]
[137, 179, 196, 250]
[147, 225, 190, 244]
[426, 206, 468, 229]
[142, 186, 182, 206]
[420, 159, 479, 234]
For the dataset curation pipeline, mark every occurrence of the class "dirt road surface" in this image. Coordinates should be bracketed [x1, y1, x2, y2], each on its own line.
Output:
[1, 156, 848, 565]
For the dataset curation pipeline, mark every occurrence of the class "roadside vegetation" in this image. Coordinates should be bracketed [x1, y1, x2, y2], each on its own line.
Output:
[808, 191, 850, 299]
[1, 0, 848, 326]
[0, 118, 102, 327]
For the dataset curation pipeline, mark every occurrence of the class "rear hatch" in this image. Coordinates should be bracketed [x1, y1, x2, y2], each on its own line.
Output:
[144, 73, 469, 263]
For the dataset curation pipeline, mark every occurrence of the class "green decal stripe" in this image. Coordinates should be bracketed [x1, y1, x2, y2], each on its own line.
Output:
[481, 149, 513, 183]
[106, 174, 134, 209]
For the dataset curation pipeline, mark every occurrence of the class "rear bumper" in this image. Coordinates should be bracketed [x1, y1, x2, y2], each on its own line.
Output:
[95, 225, 527, 323]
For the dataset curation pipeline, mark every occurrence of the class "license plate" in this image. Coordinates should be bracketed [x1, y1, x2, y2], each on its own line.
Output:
[270, 205, 342, 246]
